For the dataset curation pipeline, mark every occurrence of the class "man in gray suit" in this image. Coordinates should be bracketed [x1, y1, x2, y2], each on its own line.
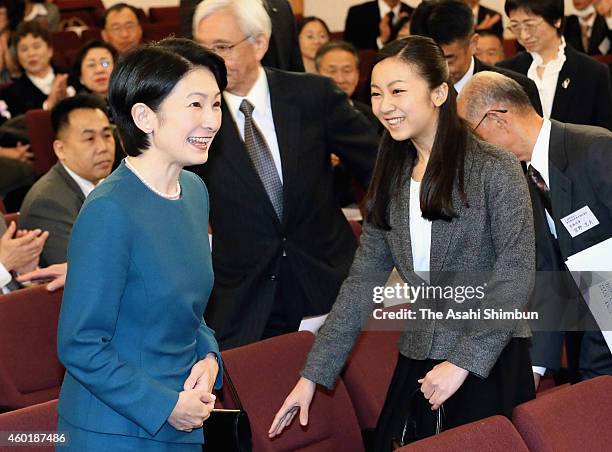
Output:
[458, 71, 612, 386]
[0, 217, 48, 293]
[19, 94, 115, 266]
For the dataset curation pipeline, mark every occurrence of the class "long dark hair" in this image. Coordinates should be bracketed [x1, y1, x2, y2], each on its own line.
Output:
[365, 36, 468, 230]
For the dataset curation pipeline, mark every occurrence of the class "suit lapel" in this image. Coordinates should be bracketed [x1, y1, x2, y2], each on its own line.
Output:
[548, 120, 573, 259]
[55, 163, 85, 203]
[551, 48, 578, 122]
[590, 16, 608, 54]
[266, 69, 300, 226]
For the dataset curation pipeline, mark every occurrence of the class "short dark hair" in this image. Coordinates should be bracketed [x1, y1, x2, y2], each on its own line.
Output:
[0, 0, 26, 31]
[108, 39, 227, 156]
[103, 2, 141, 28]
[12, 20, 51, 49]
[410, 0, 474, 46]
[51, 93, 109, 137]
[476, 29, 503, 43]
[297, 16, 330, 36]
[504, 0, 564, 36]
[314, 40, 359, 71]
[70, 40, 119, 91]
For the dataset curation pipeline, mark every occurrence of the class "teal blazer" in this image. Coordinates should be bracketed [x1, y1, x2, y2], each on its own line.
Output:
[57, 162, 222, 444]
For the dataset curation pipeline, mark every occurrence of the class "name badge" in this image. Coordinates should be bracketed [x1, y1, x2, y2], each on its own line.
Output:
[560, 206, 599, 238]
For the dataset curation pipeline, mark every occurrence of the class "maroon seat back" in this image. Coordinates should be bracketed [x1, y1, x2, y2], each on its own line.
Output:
[342, 331, 401, 429]
[3, 212, 19, 227]
[0, 287, 64, 410]
[220, 331, 364, 452]
[0, 400, 58, 451]
[142, 22, 180, 42]
[81, 27, 102, 42]
[51, 30, 82, 54]
[398, 415, 529, 452]
[25, 109, 56, 176]
[512, 376, 612, 452]
[149, 7, 180, 24]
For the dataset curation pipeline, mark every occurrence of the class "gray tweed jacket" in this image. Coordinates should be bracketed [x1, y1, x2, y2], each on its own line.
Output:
[302, 137, 535, 388]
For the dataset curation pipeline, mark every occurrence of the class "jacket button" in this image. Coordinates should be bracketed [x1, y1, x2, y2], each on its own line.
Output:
[270, 275, 277, 281]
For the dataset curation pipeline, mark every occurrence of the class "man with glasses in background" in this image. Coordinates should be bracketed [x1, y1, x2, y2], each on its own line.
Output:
[190, 0, 378, 350]
[102, 3, 143, 54]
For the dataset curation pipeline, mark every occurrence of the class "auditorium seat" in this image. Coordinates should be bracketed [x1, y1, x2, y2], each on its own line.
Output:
[149, 7, 180, 24]
[142, 22, 180, 42]
[0, 286, 64, 411]
[348, 220, 362, 239]
[342, 331, 401, 430]
[220, 331, 365, 451]
[56, 0, 104, 27]
[502, 39, 518, 58]
[81, 27, 102, 42]
[3, 212, 19, 227]
[51, 31, 81, 54]
[512, 375, 612, 452]
[25, 109, 56, 176]
[0, 399, 58, 452]
[396, 415, 529, 452]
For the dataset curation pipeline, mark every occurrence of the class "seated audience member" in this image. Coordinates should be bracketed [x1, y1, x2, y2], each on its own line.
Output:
[2, 21, 70, 117]
[410, 0, 542, 114]
[476, 29, 506, 65]
[498, 0, 612, 130]
[344, 0, 414, 50]
[23, 0, 60, 31]
[298, 16, 329, 73]
[0, 143, 35, 196]
[102, 3, 143, 54]
[0, 218, 48, 293]
[70, 40, 117, 99]
[465, 0, 504, 37]
[564, 0, 612, 55]
[19, 94, 115, 266]
[192, 0, 379, 349]
[185, 0, 304, 71]
[457, 70, 612, 385]
[0, 0, 24, 83]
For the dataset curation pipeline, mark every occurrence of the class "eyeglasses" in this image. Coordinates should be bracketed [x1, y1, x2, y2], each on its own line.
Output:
[108, 22, 139, 34]
[473, 109, 507, 132]
[203, 35, 252, 57]
[84, 58, 112, 70]
[507, 19, 544, 36]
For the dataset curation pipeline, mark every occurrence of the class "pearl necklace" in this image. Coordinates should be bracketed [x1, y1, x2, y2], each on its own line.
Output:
[125, 158, 181, 200]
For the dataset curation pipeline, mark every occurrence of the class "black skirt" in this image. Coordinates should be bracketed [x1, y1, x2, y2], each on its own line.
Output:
[372, 338, 535, 451]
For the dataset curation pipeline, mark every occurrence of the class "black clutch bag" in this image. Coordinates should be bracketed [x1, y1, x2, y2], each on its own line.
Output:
[391, 388, 445, 449]
[203, 367, 252, 452]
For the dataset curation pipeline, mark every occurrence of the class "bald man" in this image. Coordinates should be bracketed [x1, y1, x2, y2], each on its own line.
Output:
[457, 71, 612, 386]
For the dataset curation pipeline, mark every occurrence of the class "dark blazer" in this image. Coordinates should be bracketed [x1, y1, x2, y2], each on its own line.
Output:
[474, 57, 543, 116]
[1, 75, 47, 117]
[344, 1, 414, 50]
[303, 137, 535, 388]
[191, 68, 379, 349]
[19, 162, 85, 266]
[497, 45, 612, 130]
[477, 4, 504, 38]
[529, 120, 612, 378]
[180, 0, 304, 72]
[564, 14, 611, 55]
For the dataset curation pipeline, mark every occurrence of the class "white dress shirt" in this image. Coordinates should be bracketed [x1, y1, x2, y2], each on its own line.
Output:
[527, 38, 567, 120]
[27, 69, 55, 96]
[376, 0, 402, 49]
[223, 66, 283, 183]
[61, 163, 97, 198]
[409, 178, 432, 282]
[454, 57, 475, 94]
[0, 262, 11, 294]
[529, 118, 555, 377]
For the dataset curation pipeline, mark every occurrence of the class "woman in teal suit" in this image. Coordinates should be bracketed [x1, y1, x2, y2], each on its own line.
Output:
[56, 40, 227, 451]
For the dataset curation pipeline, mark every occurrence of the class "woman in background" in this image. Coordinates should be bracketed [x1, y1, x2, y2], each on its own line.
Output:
[56, 39, 227, 451]
[270, 35, 536, 450]
[70, 39, 117, 99]
[298, 16, 330, 73]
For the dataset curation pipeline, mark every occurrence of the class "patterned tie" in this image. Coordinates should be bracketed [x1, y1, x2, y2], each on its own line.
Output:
[527, 165, 553, 215]
[239, 99, 283, 220]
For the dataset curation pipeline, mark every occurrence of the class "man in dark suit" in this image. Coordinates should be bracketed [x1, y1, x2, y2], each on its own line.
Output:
[191, 0, 379, 349]
[458, 71, 612, 386]
[182, 0, 304, 71]
[410, 0, 543, 115]
[564, 0, 611, 55]
[19, 95, 115, 266]
[344, 0, 414, 50]
[465, 0, 504, 37]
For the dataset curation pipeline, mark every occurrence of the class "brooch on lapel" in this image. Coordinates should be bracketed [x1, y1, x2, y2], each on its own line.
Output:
[561, 78, 571, 89]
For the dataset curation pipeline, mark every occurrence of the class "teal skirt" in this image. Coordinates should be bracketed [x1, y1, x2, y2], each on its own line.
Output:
[56, 416, 202, 452]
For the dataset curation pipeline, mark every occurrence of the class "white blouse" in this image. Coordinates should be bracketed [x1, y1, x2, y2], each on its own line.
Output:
[409, 178, 432, 282]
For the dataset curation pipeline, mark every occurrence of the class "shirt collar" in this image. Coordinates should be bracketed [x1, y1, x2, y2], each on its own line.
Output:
[528, 117, 552, 188]
[530, 37, 567, 70]
[61, 162, 98, 198]
[223, 66, 271, 119]
[454, 57, 475, 94]
[378, 0, 401, 19]
[27, 68, 55, 95]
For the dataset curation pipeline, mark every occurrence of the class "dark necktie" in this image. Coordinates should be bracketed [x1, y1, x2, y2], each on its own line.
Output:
[387, 10, 395, 25]
[527, 165, 553, 215]
[239, 99, 283, 220]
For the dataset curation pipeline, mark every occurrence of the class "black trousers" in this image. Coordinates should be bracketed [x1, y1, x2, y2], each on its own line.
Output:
[373, 338, 535, 451]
